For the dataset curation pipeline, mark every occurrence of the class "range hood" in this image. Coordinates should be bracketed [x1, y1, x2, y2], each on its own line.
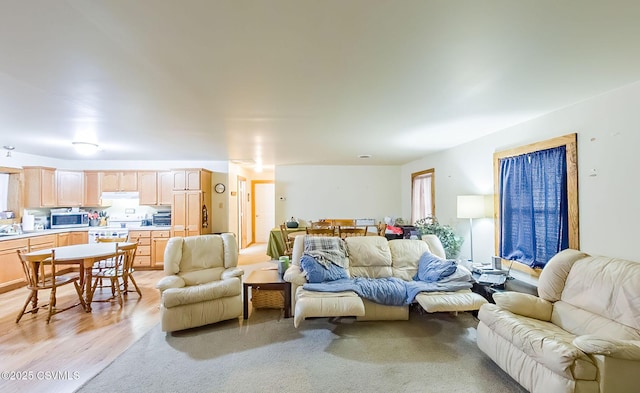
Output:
[100, 191, 140, 200]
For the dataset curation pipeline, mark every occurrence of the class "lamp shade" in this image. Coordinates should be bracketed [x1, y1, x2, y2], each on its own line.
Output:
[457, 195, 492, 219]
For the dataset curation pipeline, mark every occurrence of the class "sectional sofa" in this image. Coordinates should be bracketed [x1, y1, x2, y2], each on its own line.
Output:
[283, 234, 487, 327]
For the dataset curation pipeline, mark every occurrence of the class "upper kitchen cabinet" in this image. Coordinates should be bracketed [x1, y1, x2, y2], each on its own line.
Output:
[23, 166, 56, 208]
[84, 171, 101, 206]
[138, 171, 158, 205]
[100, 171, 137, 192]
[56, 170, 83, 207]
[172, 169, 211, 191]
[157, 171, 173, 206]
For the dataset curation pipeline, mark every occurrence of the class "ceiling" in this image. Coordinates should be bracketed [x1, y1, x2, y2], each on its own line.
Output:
[3, 1, 640, 167]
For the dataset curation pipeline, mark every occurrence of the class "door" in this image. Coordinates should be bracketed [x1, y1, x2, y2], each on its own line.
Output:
[253, 181, 274, 243]
[238, 176, 247, 248]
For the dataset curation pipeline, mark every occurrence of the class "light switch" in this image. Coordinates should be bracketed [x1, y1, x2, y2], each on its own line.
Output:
[218, 202, 223, 208]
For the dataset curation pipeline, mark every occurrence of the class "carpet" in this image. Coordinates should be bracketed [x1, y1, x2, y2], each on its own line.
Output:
[76, 308, 526, 393]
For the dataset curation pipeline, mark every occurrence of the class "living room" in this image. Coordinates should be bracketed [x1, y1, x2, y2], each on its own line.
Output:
[2, 1, 640, 393]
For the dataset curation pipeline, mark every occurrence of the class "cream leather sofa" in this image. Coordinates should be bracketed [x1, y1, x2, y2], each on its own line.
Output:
[477, 249, 640, 393]
[284, 234, 487, 328]
[156, 234, 244, 332]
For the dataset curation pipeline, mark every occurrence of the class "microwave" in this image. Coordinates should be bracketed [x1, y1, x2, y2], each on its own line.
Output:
[50, 211, 90, 228]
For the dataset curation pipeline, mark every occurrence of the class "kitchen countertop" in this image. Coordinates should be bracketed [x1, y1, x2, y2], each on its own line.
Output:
[0, 226, 172, 241]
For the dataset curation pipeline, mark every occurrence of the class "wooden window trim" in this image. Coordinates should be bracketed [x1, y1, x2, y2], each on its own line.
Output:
[411, 168, 435, 221]
[492, 133, 579, 276]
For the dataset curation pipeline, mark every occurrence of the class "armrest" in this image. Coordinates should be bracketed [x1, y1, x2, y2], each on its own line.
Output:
[283, 265, 307, 286]
[222, 267, 244, 279]
[156, 275, 185, 292]
[493, 291, 553, 321]
[573, 335, 640, 360]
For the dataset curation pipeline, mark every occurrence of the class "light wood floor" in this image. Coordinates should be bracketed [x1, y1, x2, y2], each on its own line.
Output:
[0, 243, 271, 393]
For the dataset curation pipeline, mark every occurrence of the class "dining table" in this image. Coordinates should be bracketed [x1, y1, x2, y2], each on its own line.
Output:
[266, 227, 307, 259]
[25, 242, 133, 312]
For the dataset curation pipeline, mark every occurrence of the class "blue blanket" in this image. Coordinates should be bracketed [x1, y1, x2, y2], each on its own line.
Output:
[303, 276, 472, 306]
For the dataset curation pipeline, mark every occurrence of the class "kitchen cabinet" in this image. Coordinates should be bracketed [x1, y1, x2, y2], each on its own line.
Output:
[58, 231, 88, 246]
[172, 169, 211, 191]
[172, 191, 211, 237]
[129, 230, 151, 268]
[151, 230, 170, 268]
[0, 238, 28, 293]
[100, 171, 137, 192]
[84, 171, 101, 206]
[56, 170, 84, 207]
[137, 171, 157, 205]
[23, 167, 56, 208]
[157, 171, 173, 206]
[29, 234, 57, 251]
[171, 168, 212, 238]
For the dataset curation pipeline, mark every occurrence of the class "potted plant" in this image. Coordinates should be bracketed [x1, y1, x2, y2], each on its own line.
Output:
[414, 216, 464, 259]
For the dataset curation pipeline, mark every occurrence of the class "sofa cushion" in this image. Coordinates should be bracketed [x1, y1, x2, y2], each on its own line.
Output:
[416, 290, 487, 312]
[388, 239, 430, 281]
[300, 255, 349, 283]
[478, 303, 597, 380]
[179, 267, 225, 286]
[345, 236, 393, 278]
[161, 277, 241, 308]
[559, 255, 640, 332]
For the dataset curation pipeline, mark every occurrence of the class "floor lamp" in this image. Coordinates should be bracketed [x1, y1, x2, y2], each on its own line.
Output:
[457, 195, 491, 262]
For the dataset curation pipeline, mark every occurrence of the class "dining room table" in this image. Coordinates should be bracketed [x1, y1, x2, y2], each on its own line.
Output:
[25, 242, 133, 312]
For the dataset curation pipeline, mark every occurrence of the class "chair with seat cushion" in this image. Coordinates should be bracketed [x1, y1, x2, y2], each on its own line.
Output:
[156, 233, 244, 332]
[16, 249, 88, 324]
[89, 242, 141, 307]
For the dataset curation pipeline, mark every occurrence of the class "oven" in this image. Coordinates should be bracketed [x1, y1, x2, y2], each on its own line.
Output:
[87, 227, 130, 243]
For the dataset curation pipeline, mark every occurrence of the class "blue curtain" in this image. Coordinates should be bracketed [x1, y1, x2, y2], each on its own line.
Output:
[499, 146, 569, 268]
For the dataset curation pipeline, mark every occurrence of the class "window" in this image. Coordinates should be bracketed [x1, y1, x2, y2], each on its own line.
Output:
[411, 169, 435, 223]
[493, 134, 578, 273]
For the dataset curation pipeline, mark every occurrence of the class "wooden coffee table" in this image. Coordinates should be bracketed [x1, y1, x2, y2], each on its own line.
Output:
[243, 268, 291, 319]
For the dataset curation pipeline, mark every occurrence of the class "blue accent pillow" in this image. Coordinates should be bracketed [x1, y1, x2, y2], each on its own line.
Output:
[415, 252, 457, 282]
[300, 255, 349, 283]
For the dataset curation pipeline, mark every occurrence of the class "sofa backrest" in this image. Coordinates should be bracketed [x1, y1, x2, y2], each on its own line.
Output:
[388, 239, 432, 281]
[292, 235, 447, 281]
[539, 249, 640, 339]
[164, 233, 238, 285]
[345, 236, 392, 278]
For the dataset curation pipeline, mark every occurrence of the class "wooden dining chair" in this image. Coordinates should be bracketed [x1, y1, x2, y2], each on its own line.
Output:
[305, 227, 337, 237]
[92, 236, 129, 294]
[332, 219, 356, 228]
[338, 226, 368, 238]
[90, 242, 140, 306]
[16, 248, 88, 324]
[310, 220, 333, 229]
[279, 224, 294, 258]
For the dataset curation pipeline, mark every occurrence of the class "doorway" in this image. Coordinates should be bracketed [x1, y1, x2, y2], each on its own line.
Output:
[237, 176, 247, 248]
[252, 181, 275, 243]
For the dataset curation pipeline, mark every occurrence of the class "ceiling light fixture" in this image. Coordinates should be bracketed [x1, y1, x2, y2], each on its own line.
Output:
[3, 145, 15, 158]
[72, 141, 99, 155]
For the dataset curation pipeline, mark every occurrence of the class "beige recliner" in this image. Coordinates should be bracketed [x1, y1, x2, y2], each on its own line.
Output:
[156, 234, 244, 332]
[477, 249, 640, 393]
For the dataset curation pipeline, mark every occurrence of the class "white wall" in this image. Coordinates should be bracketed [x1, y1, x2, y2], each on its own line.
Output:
[402, 80, 640, 266]
[275, 165, 401, 226]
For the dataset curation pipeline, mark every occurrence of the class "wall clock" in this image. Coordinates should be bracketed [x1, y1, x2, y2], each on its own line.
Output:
[215, 183, 226, 193]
